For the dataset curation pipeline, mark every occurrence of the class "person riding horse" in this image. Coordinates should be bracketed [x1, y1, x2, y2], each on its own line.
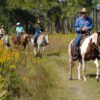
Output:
[34, 20, 42, 46]
[16, 22, 25, 42]
[73, 8, 93, 60]
[0, 25, 7, 39]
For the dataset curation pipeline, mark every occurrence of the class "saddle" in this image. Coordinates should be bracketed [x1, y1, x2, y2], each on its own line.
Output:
[72, 33, 90, 60]
[80, 33, 90, 46]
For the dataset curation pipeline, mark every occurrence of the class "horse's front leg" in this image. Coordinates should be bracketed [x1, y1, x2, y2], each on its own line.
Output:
[82, 55, 87, 81]
[94, 59, 99, 81]
[42, 46, 45, 52]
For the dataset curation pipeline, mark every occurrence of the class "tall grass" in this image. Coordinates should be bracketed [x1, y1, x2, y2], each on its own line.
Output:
[0, 34, 100, 100]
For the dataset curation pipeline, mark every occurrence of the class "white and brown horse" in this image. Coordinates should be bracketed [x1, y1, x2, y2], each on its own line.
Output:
[68, 32, 100, 81]
[33, 33, 49, 56]
[1, 34, 10, 47]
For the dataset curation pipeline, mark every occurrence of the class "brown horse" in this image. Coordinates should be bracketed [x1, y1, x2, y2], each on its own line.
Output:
[12, 33, 32, 50]
[68, 32, 100, 81]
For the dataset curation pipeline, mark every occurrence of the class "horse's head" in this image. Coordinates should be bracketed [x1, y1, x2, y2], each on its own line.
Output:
[44, 34, 49, 45]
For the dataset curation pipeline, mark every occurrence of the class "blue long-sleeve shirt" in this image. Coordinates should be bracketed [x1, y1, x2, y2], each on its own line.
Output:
[75, 17, 93, 33]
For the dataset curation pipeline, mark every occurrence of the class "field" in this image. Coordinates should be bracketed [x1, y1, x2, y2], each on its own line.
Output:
[4, 34, 100, 100]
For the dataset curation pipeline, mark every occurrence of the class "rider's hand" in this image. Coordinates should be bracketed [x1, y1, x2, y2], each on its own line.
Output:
[82, 27, 88, 31]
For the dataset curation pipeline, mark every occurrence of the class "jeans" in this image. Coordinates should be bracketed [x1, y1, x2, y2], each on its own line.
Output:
[34, 31, 40, 44]
[74, 34, 83, 53]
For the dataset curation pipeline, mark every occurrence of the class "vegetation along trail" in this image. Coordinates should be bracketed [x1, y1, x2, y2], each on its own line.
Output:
[12, 34, 99, 100]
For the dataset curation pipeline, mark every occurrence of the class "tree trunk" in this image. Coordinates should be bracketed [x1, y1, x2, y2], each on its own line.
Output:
[55, 16, 61, 33]
[62, 17, 69, 34]
[48, 19, 53, 34]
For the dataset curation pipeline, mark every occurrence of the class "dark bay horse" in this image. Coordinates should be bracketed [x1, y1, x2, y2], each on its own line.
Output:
[68, 32, 100, 81]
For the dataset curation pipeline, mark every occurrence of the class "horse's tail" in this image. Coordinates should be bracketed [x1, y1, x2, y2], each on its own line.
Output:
[68, 39, 74, 80]
[68, 39, 74, 63]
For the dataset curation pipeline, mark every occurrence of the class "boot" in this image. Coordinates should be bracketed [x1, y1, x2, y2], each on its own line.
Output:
[73, 49, 78, 60]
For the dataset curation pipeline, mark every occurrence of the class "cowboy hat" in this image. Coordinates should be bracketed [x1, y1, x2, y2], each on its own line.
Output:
[80, 8, 88, 13]
[16, 22, 21, 26]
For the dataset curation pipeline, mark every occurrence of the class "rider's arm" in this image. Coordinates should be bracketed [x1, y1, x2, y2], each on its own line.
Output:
[75, 18, 82, 32]
[87, 17, 93, 31]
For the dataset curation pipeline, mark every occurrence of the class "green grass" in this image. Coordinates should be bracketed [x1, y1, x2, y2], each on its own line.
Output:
[11, 34, 100, 100]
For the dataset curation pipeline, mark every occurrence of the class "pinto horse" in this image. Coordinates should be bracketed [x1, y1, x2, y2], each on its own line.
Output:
[33, 33, 49, 56]
[12, 33, 32, 50]
[68, 32, 100, 81]
[1, 34, 10, 47]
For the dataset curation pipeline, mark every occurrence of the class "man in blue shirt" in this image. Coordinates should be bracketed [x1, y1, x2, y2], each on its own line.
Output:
[16, 22, 25, 42]
[74, 8, 93, 59]
[34, 20, 42, 46]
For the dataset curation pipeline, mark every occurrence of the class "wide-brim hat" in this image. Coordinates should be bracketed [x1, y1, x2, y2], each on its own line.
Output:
[16, 22, 21, 26]
[80, 8, 88, 13]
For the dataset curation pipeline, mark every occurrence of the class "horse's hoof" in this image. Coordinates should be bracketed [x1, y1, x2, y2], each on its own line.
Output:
[96, 77, 99, 82]
[97, 78, 99, 82]
[69, 77, 73, 80]
[83, 77, 87, 81]
[78, 77, 82, 81]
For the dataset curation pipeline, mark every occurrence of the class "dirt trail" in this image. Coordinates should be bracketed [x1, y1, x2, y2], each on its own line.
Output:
[56, 55, 91, 100]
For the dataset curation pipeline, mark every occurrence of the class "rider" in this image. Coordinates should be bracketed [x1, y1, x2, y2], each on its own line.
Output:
[0, 25, 6, 39]
[34, 20, 42, 46]
[73, 8, 93, 59]
[16, 22, 25, 42]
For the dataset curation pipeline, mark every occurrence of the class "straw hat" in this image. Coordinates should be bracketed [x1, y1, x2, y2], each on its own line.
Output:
[16, 22, 21, 26]
[80, 8, 88, 13]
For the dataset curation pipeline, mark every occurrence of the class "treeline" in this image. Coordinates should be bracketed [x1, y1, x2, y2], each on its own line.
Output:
[0, 0, 95, 34]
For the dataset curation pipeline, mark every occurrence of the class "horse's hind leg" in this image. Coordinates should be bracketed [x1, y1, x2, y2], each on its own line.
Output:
[69, 59, 73, 80]
[68, 41, 74, 80]
[94, 59, 99, 81]
[78, 61, 82, 80]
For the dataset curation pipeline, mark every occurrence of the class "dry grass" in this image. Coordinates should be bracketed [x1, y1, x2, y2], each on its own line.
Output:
[10, 33, 100, 100]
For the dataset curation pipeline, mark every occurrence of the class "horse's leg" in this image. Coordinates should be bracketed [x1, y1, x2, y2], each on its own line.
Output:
[78, 60, 82, 80]
[94, 59, 99, 81]
[34, 47, 37, 56]
[82, 55, 87, 81]
[68, 42, 73, 80]
[37, 45, 40, 55]
[42, 46, 45, 52]
[69, 59, 73, 80]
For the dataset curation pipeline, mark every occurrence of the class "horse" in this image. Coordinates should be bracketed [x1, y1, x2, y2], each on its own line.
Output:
[68, 32, 100, 81]
[33, 33, 49, 56]
[12, 33, 32, 50]
[1, 34, 10, 47]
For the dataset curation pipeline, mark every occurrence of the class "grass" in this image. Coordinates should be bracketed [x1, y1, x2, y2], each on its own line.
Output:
[9, 33, 100, 100]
